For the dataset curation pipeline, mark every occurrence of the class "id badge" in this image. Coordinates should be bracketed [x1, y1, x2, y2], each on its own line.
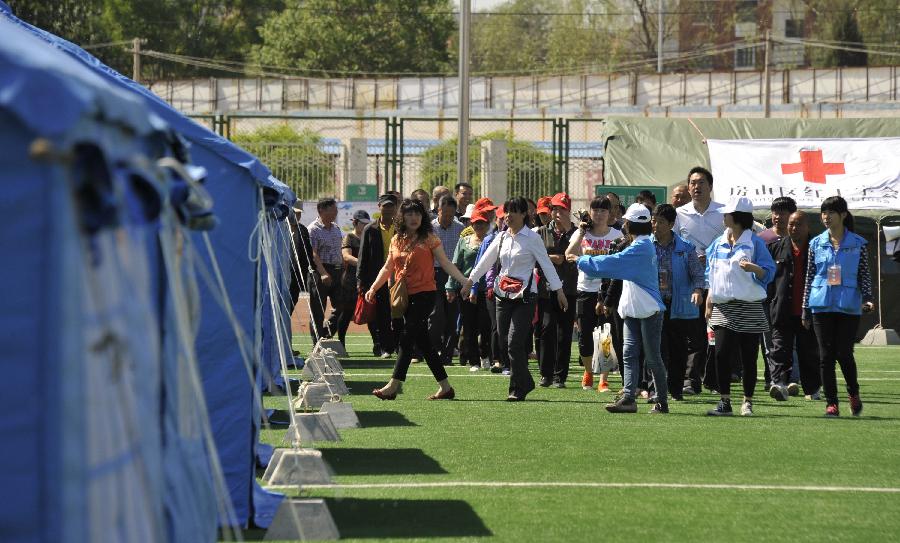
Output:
[658, 268, 669, 292]
[827, 264, 842, 286]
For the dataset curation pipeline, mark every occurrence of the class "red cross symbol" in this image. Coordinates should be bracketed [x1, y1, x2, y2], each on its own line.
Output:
[780, 149, 845, 184]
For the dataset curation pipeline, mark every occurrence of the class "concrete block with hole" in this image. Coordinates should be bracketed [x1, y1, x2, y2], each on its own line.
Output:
[320, 401, 360, 429]
[861, 327, 900, 345]
[294, 381, 336, 410]
[288, 412, 340, 442]
[263, 448, 333, 485]
[263, 499, 339, 541]
[313, 338, 347, 357]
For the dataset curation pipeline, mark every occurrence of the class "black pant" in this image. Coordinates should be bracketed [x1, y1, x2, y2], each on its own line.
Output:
[770, 316, 820, 393]
[576, 291, 603, 359]
[539, 294, 576, 382]
[429, 269, 460, 365]
[459, 290, 491, 366]
[660, 308, 693, 399]
[486, 293, 504, 366]
[371, 286, 400, 356]
[392, 291, 449, 382]
[309, 264, 343, 343]
[609, 310, 625, 378]
[497, 297, 537, 398]
[714, 327, 760, 398]
[812, 312, 861, 405]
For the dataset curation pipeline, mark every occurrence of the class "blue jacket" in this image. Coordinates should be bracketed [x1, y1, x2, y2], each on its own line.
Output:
[807, 229, 867, 315]
[651, 233, 700, 320]
[705, 230, 775, 303]
[577, 236, 665, 312]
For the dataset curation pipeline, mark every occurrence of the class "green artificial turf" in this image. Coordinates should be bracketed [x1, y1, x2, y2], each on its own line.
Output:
[250, 335, 900, 542]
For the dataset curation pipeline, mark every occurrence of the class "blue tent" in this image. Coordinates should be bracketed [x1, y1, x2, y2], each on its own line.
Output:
[0, 11, 228, 542]
[0, 2, 295, 530]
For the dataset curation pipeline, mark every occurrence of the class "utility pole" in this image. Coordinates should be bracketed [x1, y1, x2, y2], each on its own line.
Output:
[657, 0, 663, 73]
[763, 29, 771, 118]
[132, 37, 142, 83]
[457, 0, 471, 189]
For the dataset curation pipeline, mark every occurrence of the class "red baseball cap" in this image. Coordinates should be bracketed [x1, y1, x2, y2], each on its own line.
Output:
[473, 197, 497, 212]
[550, 193, 571, 211]
[469, 210, 489, 224]
[495, 205, 506, 219]
[536, 196, 552, 214]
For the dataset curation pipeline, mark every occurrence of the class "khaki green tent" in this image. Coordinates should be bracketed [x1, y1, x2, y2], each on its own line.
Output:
[600, 117, 900, 337]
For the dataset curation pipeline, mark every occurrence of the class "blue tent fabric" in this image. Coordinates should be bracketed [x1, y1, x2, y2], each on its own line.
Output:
[0, 2, 295, 528]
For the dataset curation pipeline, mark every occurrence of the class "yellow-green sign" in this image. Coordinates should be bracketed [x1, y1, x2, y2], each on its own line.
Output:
[345, 184, 377, 202]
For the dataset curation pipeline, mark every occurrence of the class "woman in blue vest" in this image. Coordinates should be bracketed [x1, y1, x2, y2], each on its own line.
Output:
[705, 197, 776, 417]
[651, 204, 705, 402]
[574, 203, 669, 414]
[802, 196, 875, 417]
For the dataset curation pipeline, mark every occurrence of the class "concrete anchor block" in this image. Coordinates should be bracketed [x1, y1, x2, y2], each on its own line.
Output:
[263, 448, 333, 486]
[288, 412, 341, 442]
[264, 499, 340, 541]
[294, 381, 338, 410]
[321, 373, 349, 396]
[861, 327, 900, 345]
[320, 401, 360, 429]
[314, 338, 347, 357]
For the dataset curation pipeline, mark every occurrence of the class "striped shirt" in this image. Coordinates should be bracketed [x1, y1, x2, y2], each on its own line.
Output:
[710, 300, 769, 333]
[308, 218, 344, 266]
[431, 217, 465, 267]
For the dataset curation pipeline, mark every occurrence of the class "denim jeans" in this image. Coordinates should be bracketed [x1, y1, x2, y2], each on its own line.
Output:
[622, 311, 666, 401]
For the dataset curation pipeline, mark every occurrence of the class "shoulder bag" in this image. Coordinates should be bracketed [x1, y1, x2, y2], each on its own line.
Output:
[390, 238, 418, 318]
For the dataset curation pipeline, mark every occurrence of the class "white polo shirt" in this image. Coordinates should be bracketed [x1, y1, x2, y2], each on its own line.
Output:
[674, 200, 726, 255]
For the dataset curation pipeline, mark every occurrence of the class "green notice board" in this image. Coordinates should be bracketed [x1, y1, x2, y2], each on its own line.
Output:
[345, 184, 377, 202]
[595, 185, 667, 207]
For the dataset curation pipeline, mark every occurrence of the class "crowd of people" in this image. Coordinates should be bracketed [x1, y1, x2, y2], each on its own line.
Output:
[288, 167, 875, 418]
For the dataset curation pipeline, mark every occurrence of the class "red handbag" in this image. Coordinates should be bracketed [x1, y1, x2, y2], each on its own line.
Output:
[353, 293, 376, 324]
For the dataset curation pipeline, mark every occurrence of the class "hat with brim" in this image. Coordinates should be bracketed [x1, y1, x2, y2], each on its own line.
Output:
[536, 196, 552, 215]
[470, 210, 489, 224]
[720, 196, 754, 214]
[378, 193, 399, 206]
[462, 203, 476, 218]
[623, 202, 651, 223]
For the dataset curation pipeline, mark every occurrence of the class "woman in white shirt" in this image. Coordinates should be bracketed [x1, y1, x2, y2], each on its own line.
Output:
[463, 197, 568, 401]
[565, 197, 622, 392]
[704, 197, 776, 417]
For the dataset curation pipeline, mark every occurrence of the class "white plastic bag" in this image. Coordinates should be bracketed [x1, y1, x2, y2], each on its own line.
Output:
[592, 323, 618, 374]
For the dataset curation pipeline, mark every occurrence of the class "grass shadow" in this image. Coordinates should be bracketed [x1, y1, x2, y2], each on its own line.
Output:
[357, 410, 418, 428]
[325, 498, 492, 539]
[340, 358, 398, 369]
[346, 380, 392, 395]
[321, 448, 447, 476]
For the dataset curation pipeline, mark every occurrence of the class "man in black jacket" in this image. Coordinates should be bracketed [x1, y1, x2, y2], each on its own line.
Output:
[357, 194, 400, 357]
[288, 206, 314, 312]
[767, 211, 820, 401]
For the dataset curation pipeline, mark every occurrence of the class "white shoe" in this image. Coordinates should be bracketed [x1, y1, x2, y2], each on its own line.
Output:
[480, 357, 491, 370]
[787, 382, 800, 396]
[469, 365, 480, 372]
[380, 352, 391, 359]
[805, 391, 821, 401]
[411, 358, 420, 364]
[769, 384, 788, 401]
[741, 400, 754, 416]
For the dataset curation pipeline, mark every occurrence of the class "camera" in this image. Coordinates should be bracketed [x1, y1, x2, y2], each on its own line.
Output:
[577, 209, 592, 229]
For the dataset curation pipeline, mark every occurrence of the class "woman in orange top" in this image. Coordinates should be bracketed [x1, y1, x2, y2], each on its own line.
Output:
[365, 199, 468, 400]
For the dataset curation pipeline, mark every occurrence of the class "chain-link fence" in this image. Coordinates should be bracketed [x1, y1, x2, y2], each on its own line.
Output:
[205, 113, 605, 205]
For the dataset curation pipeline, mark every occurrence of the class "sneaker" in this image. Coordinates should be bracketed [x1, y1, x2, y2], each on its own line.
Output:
[682, 386, 697, 396]
[649, 402, 669, 414]
[740, 400, 754, 416]
[769, 384, 788, 401]
[639, 389, 650, 400]
[581, 371, 594, 390]
[469, 365, 480, 372]
[411, 358, 420, 364]
[787, 382, 800, 396]
[539, 376, 553, 387]
[490, 362, 502, 373]
[380, 351, 392, 359]
[804, 391, 821, 401]
[605, 397, 638, 413]
[480, 358, 491, 370]
[501, 368, 511, 376]
[849, 394, 863, 417]
[825, 404, 840, 417]
[551, 379, 566, 389]
[707, 398, 733, 416]
[597, 381, 610, 393]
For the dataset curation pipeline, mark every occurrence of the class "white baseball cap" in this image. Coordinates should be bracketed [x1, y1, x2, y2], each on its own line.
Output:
[720, 196, 754, 214]
[462, 203, 476, 219]
[623, 202, 651, 223]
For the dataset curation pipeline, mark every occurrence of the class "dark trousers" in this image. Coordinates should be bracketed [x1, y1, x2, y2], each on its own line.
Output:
[428, 269, 460, 364]
[486, 294, 504, 366]
[459, 290, 491, 366]
[534, 298, 545, 358]
[576, 291, 602, 359]
[539, 294, 577, 382]
[812, 312, 861, 405]
[309, 264, 343, 343]
[770, 316, 820, 393]
[714, 327, 760, 398]
[497, 297, 537, 398]
[371, 286, 400, 356]
[661, 308, 693, 399]
[392, 291, 449, 382]
[609, 310, 625, 378]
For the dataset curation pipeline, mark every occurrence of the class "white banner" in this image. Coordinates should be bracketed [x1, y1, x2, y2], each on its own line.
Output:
[707, 138, 900, 210]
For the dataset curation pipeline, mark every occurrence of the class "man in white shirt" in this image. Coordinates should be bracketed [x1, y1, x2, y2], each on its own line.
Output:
[673, 166, 725, 396]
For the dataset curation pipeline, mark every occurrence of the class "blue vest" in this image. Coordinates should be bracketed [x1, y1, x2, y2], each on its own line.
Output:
[808, 229, 866, 315]
[666, 234, 700, 320]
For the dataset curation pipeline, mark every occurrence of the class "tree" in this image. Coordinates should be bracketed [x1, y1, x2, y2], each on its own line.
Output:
[6, 0, 110, 49]
[419, 131, 555, 201]
[471, 0, 555, 73]
[252, 0, 457, 75]
[232, 125, 337, 200]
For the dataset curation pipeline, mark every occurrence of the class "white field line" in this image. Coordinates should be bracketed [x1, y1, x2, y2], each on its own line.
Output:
[333, 372, 900, 381]
[267, 481, 900, 493]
